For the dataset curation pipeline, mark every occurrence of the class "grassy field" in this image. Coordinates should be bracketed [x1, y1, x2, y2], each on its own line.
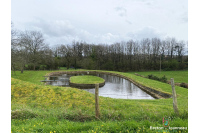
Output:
[127, 70, 188, 83]
[11, 70, 188, 132]
[70, 75, 105, 84]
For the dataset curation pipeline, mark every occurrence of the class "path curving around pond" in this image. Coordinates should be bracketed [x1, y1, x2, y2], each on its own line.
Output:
[45, 71, 172, 99]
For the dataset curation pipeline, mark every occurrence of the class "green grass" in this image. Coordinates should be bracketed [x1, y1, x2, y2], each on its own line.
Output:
[11, 69, 84, 85]
[58, 67, 77, 70]
[11, 70, 188, 132]
[127, 70, 188, 83]
[70, 75, 105, 84]
[11, 71, 50, 85]
[59, 67, 67, 70]
[11, 118, 188, 133]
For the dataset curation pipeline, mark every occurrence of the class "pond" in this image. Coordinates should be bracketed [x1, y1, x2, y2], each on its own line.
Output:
[46, 73, 155, 99]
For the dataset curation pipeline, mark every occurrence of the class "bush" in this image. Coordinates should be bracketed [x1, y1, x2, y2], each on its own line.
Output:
[180, 83, 188, 89]
[168, 59, 179, 70]
[147, 74, 153, 79]
[148, 74, 167, 83]
[160, 75, 167, 83]
[148, 74, 159, 81]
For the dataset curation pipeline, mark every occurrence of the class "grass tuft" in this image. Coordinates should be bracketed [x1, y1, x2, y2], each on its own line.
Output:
[11, 109, 38, 119]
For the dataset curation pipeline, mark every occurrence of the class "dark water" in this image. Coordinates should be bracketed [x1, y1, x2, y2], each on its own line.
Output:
[47, 73, 154, 99]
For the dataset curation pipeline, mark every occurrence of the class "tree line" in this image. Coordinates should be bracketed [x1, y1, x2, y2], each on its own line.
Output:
[11, 27, 188, 73]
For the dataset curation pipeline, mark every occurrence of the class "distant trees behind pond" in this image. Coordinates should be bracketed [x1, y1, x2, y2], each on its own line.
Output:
[11, 27, 188, 73]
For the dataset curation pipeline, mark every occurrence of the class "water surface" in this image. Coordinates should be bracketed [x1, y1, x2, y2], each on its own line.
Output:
[47, 73, 154, 99]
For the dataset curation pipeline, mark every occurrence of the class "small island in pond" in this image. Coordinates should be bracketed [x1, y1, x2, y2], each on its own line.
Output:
[69, 75, 105, 89]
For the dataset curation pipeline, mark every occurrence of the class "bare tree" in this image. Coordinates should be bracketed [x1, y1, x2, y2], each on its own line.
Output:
[19, 30, 47, 70]
[11, 22, 20, 74]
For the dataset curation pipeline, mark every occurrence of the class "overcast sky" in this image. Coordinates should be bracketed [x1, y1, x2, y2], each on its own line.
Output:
[11, 0, 188, 46]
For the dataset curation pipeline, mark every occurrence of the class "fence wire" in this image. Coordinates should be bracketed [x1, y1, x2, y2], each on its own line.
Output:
[11, 94, 188, 107]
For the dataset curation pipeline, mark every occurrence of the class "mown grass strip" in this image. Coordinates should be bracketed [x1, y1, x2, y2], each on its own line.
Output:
[70, 75, 105, 84]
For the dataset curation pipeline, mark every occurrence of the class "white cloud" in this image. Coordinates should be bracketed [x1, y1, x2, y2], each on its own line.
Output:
[11, 0, 188, 45]
[23, 19, 90, 45]
[30, 19, 76, 37]
[127, 26, 166, 40]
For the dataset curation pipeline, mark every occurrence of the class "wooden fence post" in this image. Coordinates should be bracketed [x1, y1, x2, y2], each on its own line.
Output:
[95, 84, 100, 118]
[171, 78, 179, 115]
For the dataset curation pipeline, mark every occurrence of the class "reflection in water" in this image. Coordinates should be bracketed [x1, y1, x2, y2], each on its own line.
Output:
[47, 73, 154, 99]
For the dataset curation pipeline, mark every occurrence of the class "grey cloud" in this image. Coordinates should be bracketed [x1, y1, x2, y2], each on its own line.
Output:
[181, 12, 188, 23]
[12, 0, 188, 45]
[114, 6, 127, 17]
[25, 18, 95, 45]
[127, 26, 166, 40]
[30, 19, 166, 45]
[28, 19, 131, 44]
[125, 20, 132, 25]
[130, 0, 155, 5]
[30, 19, 77, 37]
[26, 18, 127, 45]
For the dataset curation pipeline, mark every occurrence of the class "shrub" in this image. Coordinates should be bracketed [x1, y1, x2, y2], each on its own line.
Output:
[147, 74, 153, 79]
[148, 74, 159, 81]
[180, 83, 188, 89]
[148, 74, 167, 83]
[160, 75, 167, 83]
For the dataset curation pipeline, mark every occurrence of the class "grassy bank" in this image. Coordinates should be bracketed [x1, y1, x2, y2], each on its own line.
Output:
[11, 70, 188, 132]
[127, 70, 188, 83]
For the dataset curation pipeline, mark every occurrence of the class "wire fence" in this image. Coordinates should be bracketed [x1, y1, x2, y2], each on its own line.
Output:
[12, 78, 188, 120]
[11, 92, 188, 123]
[11, 94, 188, 107]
